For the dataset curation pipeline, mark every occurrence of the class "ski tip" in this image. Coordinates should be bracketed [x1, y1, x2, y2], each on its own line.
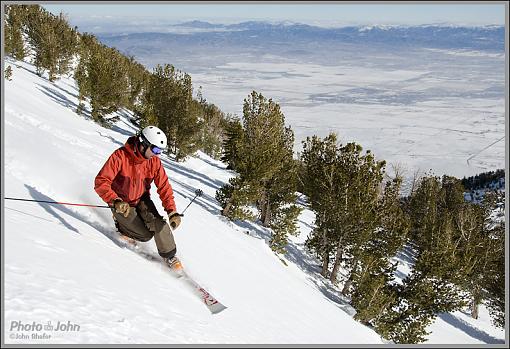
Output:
[209, 304, 227, 315]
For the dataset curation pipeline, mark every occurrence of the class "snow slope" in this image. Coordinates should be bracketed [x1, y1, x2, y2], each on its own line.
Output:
[3, 59, 505, 345]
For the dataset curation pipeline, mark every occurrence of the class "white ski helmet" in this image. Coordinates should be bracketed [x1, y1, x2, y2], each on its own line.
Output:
[140, 125, 167, 149]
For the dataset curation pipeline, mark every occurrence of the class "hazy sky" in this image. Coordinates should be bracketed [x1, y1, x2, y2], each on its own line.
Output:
[42, 3, 506, 27]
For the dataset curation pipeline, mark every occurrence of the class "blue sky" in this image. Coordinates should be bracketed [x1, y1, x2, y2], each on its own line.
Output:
[43, 3, 506, 27]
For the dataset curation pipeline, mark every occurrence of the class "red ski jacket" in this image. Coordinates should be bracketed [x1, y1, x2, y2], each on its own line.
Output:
[94, 136, 177, 213]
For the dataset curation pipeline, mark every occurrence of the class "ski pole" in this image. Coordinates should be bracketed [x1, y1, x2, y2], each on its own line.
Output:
[180, 189, 203, 216]
[4, 197, 110, 208]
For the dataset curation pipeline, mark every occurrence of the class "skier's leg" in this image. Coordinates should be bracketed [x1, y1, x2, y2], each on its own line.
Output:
[137, 194, 177, 258]
[112, 208, 154, 242]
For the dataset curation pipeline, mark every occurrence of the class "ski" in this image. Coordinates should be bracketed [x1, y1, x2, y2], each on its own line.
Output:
[178, 270, 228, 315]
[115, 231, 227, 314]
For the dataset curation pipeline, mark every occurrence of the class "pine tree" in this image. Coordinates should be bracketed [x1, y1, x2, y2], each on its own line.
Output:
[327, 142, 386, 285]
[453, 201, 488, 319]
[23, 6, 77, 82]
[124, 55, 149, 111]
[484, 220, 505, 328]
[53, 13, 78, 77]
[215, 176, 259, 221]
[74, 33, 130, 123]
[257, 126, 299, 223]
[198, 99, 227, 160]
[5, 66, 13, 81]
[221, 116, 245, 171]
[302, 134, 344, 278]
[74, 33, 95, 116]
[193, 88, 226, 159]
[379, 175, 495, 343]
[350, 255, 398, 327]
[374, 269, 462, 344]
[349, 176, 410, 325]
[240, 91, 293, 187]
[23, 5, 56, 79]
[217, 91, 301, 253]
[87, 45, 129, 124]
[265, 132, 302, 253]
[477, 192, 505, 327]
[409, 175, 488, 297]
[301, 133, 405, 295]
[144, 64, 201, 160]
[4, 5, 26, 61]
[408, 175, 442, 252]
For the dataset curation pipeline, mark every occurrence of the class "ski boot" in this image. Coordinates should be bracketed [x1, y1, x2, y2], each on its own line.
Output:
[165, 256, 184, 277]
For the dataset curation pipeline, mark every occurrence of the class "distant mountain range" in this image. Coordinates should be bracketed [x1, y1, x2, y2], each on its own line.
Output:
[98, 21, 504, 52]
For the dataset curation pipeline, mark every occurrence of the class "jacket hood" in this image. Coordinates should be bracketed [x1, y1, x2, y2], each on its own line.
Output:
[124, 136, 147, 164]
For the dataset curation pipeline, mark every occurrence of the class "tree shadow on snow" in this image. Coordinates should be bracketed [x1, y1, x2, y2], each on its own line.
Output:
[12, 62, 47, 80]
[156, 156, 230, 219]
[36, 78, 140, 134]
[110, 124, 136, 138]
[229, 219, 272, 243]
[113, 110, 140, 134]
[437, 313, 504, 344]
[284, 239, 356, 317]
[393, 269, 409, 282]
[197, 155, 229, 171]
[160, 156, 225, 191]
[297, 217, 314, 231]
[168, 177, 222, 217]
[395, 246, 417, 265]
[35, 83, 92, 120]
[96, 131, 125, 148]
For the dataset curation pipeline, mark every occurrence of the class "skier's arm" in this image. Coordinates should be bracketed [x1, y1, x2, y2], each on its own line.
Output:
[153, 159, 177, 214]
[94, 151, 122, 205]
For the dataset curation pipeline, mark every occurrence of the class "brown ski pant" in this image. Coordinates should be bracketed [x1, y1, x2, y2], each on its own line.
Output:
[112, 193, 176, 258]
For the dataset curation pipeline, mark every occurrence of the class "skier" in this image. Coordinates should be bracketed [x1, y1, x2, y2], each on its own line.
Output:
[94, 125, 183, 273]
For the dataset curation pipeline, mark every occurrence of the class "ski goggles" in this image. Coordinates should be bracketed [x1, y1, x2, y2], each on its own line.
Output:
[150, 145, 162, 155]
[139, 133, 163, 155]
